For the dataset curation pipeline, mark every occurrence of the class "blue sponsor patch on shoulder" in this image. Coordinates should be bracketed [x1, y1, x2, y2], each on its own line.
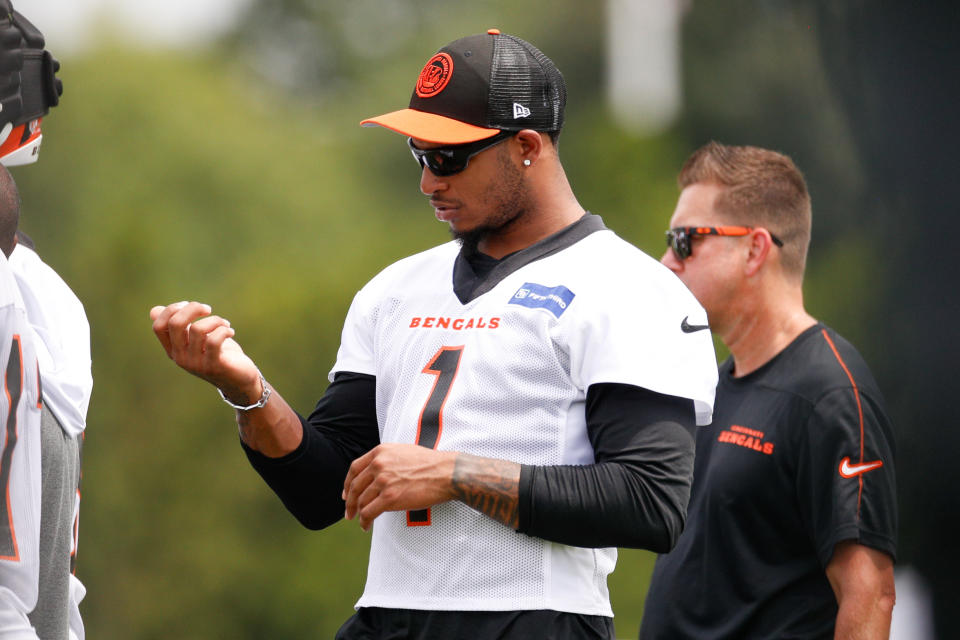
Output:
[508, 282, 575, 318]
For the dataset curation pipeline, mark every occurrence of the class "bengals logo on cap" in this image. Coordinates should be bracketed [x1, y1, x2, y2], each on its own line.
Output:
[416, 52, 453, 98]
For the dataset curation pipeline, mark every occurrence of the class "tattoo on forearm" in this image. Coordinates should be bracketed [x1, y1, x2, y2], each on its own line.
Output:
[236, 410, 252, 440]
[451, 454, 520, 529]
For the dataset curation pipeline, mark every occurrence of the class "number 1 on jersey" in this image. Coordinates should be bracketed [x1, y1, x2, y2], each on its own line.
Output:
[408, 346, 463, 527]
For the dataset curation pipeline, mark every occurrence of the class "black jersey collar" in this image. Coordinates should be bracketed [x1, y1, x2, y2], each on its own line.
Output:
[452, 212, 607, 304]
[722, 322, 827, 382]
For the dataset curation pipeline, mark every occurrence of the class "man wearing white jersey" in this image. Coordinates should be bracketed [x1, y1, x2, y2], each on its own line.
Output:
[7, 232, 88, 640]
[0, 3, 80, 638]
[151, 30, 717, 639]
[1, 171, 85, 640]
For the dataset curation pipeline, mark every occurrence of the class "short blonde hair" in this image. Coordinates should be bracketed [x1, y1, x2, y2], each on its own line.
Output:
[678, 141, 812, 278]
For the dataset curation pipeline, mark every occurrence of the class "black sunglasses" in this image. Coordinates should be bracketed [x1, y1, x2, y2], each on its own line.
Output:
[408, 130, 514, 177]
[666, 225, 784, 260]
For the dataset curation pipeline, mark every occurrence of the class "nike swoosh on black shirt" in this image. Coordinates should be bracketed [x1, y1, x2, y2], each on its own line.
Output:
[680, 316, 710, 333]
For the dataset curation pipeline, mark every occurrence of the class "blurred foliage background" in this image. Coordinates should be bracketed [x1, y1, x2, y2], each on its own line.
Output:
[10, 0, 955, 638]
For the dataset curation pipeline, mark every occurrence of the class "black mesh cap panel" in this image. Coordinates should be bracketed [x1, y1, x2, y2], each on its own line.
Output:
[487, 35, 565, 132]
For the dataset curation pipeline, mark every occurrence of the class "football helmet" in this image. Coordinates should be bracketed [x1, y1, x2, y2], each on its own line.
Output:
[0, 1, 62, 166]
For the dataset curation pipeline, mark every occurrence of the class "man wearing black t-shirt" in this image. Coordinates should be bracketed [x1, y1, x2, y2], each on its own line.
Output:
[641, 142, 897, 639]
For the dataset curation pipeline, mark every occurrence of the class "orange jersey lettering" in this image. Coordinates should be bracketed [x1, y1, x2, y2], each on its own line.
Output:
[408, 316, 501, 331]
[717, 427, 775, 456]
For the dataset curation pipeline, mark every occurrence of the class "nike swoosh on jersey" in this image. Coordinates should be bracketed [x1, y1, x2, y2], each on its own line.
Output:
[680, 316, 710, 333]
[838, 456, 884, 478]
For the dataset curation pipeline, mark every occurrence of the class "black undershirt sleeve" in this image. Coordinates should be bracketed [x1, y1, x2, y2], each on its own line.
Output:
[243, 375, 695, 551]
[241, 372, 380, 530]
[517, 383, 697, 552]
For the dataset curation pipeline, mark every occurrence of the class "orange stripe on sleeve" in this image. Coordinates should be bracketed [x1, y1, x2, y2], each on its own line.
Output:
[820, 329, 867, 516]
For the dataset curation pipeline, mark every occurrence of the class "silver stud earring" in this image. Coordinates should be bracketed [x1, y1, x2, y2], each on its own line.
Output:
[523, 159, 531, 166]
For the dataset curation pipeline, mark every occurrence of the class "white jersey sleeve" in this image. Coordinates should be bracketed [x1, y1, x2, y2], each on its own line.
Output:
[330, 282, 382, 380]
[0, 255, 42, 640]
[559, 233, 717, 425]
[8, 245, 92, 438]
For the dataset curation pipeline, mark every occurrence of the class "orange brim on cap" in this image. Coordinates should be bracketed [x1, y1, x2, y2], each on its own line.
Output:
[360, 108, 500, 144]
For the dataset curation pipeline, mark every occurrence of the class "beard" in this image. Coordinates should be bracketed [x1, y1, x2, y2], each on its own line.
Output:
[452, 150, 530, 257]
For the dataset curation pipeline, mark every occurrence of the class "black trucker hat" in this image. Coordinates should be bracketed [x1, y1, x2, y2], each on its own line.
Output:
[361, 29, 566, 144]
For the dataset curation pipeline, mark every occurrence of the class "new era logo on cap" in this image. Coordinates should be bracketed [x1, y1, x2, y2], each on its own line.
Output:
[513, 102, 531, 119]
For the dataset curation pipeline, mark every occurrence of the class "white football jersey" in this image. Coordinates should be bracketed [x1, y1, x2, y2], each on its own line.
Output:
[333, 223, 717, 615]
[9, 245, 89, 640]
[0, 253, 42, 639]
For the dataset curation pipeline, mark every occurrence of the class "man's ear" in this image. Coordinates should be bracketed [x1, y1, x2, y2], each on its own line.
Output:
[744, 228, 776, 277]
[513, 129, 544, 167]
